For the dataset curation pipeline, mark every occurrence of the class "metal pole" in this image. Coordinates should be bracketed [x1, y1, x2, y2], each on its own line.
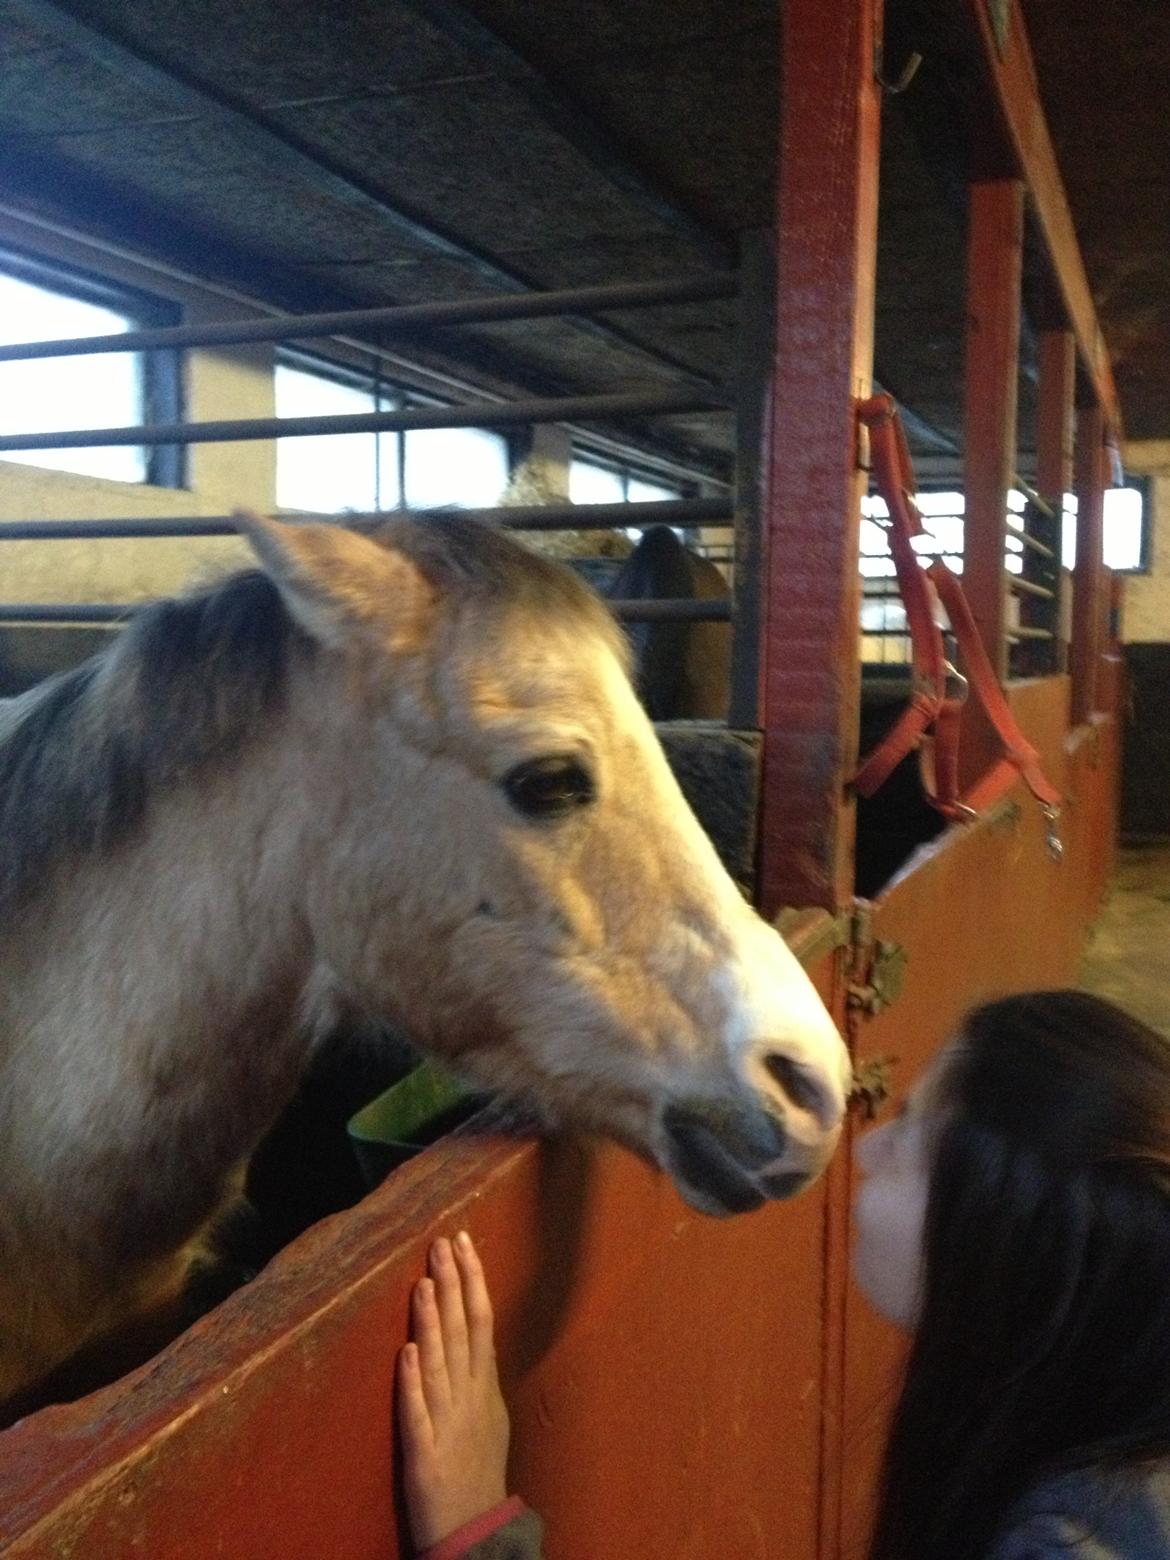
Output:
[727, 230, 774, 730]
[0, 498, 733, 543]
[0, 389, 726, 453]
[0, 274, 738, 364]
[0, 598, 730, 625]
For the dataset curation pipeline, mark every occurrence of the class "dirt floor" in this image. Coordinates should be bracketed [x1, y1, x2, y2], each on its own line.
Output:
[1079, 845, 1170, 1035]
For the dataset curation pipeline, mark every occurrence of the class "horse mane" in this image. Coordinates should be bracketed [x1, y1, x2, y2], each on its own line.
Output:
[0, 570, 300, 920]
[0, 515, 623, 919]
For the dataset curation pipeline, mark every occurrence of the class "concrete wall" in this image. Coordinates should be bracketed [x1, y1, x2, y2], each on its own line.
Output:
[1120, 439, 1170, 642]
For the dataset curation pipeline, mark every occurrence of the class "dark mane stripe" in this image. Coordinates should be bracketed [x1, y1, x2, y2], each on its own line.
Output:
[0, 570, 300, 917]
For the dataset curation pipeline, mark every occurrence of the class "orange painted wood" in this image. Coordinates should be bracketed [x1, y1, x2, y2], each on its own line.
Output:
[965, 0, 1122, 441]
[760, 0, 882, 917]
[1072, 403, 1106, 725]
[963, 179, 1024, 685]
[0, 686, 1118, 1560]
[838, 680, 1118, 1557]
[0, 1132, 831, 1559]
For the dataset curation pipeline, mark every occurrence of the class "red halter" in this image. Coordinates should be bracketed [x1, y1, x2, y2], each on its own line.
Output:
[854, 394, 1063, 859]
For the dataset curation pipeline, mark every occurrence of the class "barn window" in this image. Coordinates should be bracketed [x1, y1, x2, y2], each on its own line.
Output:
[402, 424, 510, 510]
[275, 354, 510, 513]
[569, 452, 682, 505]
[1061, 480, 1150, 573]
[859, 482, 1149, 662]
[275, 358, 397, 513]
[859, 482, 1148, 579]
[0, 250, 181, 486]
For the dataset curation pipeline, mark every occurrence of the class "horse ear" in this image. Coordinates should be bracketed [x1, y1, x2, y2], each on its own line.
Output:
[234, 510, 435, 652]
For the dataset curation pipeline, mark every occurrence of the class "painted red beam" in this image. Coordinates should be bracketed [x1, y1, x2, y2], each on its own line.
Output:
[963, 179, 1024, 685]
[761, 0, 882, 918]
[1036, 330, 1076, 501]
[966, 0, 1122, 442]
[1071, 402, 1106, 725]
[1036, 329, 1077, 672]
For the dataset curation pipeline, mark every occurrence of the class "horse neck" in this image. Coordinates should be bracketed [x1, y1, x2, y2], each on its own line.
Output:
[6, 706, 332, 1137]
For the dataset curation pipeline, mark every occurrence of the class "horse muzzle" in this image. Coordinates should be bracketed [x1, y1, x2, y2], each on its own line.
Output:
[660, 1097, 836, 1217]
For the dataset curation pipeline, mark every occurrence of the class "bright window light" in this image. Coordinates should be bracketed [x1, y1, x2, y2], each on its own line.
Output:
[627, 476, 678, 503]
[1060, 488, 1145, 572]
[0, 272, 146, 482]
[403, 425, 509, 509]
[570, 459, 625, 505]
[1103, 487, 1144, 570]
[275, 363, 382, 513]
[862, 485, 1146, 578]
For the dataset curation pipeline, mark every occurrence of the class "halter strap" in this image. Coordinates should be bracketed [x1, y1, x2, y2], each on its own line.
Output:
[855, 394, 1062, 857]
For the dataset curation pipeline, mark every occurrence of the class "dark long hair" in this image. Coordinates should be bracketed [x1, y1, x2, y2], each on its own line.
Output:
[868, 990, 1170, 1560]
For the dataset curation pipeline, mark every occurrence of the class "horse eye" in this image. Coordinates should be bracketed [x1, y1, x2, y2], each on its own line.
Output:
[503, 756, 596, 820]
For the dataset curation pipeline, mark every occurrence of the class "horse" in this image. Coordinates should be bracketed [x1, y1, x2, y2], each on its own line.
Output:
[607, 524, 732, 721]
[0, 511, 850, 1415]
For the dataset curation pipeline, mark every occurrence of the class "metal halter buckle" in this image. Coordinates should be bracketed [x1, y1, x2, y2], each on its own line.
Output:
[1042, 804, 1063, 863]
[943, 659, 969, 703]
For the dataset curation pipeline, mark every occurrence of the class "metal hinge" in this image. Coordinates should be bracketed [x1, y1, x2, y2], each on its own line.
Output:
[846, 904, 908, 1016]
[775, 902, 908, 1016]
[776, 901, 905, 1118]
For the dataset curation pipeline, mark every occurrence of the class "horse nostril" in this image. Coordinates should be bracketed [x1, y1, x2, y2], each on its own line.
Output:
[763, 1054, 839, 1129]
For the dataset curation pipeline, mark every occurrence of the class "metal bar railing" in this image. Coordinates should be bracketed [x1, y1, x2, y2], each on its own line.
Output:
[0, 274, 738, 364]
[1009, 576, 1056, 599]
[0, 389, 726, 454]
[1012, 528, 1056, 559]
[0, 597, 731, 626]
[0, 498, 732, 543]
[1011, 475, 1057, 521]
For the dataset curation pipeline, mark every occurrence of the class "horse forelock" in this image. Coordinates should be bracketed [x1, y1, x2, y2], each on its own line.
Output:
[0, 570, 303, 920]
[373, 512, 630, 671]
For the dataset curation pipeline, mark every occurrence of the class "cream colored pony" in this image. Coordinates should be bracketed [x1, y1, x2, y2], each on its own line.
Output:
[0, 512, 850, 1415]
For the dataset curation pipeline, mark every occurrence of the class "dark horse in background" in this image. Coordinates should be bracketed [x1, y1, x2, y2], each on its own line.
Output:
[606, 525, 732, 721]
[603, 525, 944, 896]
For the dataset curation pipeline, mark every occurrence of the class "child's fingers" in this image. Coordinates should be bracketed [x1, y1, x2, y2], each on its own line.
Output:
[396, 1342, 435, 1455]
[412, 1277, 452, 1414]
[453, 1231, 496, 1376]
[429, 1238, 471, 1385]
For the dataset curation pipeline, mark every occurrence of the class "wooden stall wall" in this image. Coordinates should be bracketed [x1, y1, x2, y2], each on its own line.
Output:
[0, 969, 851, 1560]
[834, 679, 1119, 1557]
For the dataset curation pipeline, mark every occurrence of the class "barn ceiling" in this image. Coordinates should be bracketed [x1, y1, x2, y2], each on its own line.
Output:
[0, 0, 1165, 481]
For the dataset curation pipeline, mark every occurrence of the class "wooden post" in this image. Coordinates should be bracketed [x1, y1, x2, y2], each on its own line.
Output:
[761, 0, 882, 918]
[1035, 328, 1076, 670]
[962, 179, 1024, 684]
[1071, 401, 1106, 725]
[1036, 330, 1076, 501]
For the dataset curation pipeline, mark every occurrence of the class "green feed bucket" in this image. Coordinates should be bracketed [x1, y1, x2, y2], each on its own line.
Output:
[347, 1059, 481, 1189]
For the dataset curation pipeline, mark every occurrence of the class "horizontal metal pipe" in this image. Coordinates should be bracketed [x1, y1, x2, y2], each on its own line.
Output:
[1014, 529, 1057, 559]
[0, 596, 731, 625]
[1009, 576, 1056, 599]
[1008, 626, 1055, 641]
[0, 498, 733, 542]
[0, 389, 727, 452]
[0, 274, 738, 363]
[1012, 475, 1057, 521]
[609, 598, 731, 622]
[0, 604, 131, 623]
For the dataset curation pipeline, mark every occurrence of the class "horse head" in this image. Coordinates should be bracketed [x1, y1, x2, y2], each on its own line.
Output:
[240, 511, 851, 1215]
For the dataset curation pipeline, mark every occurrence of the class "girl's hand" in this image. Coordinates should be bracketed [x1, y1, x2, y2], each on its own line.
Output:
[397, 1232, 510, 1552]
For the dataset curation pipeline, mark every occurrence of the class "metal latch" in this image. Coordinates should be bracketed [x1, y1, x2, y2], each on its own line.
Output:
[850, 1054, 898, 1119]
[847, 931, 908, 1016]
